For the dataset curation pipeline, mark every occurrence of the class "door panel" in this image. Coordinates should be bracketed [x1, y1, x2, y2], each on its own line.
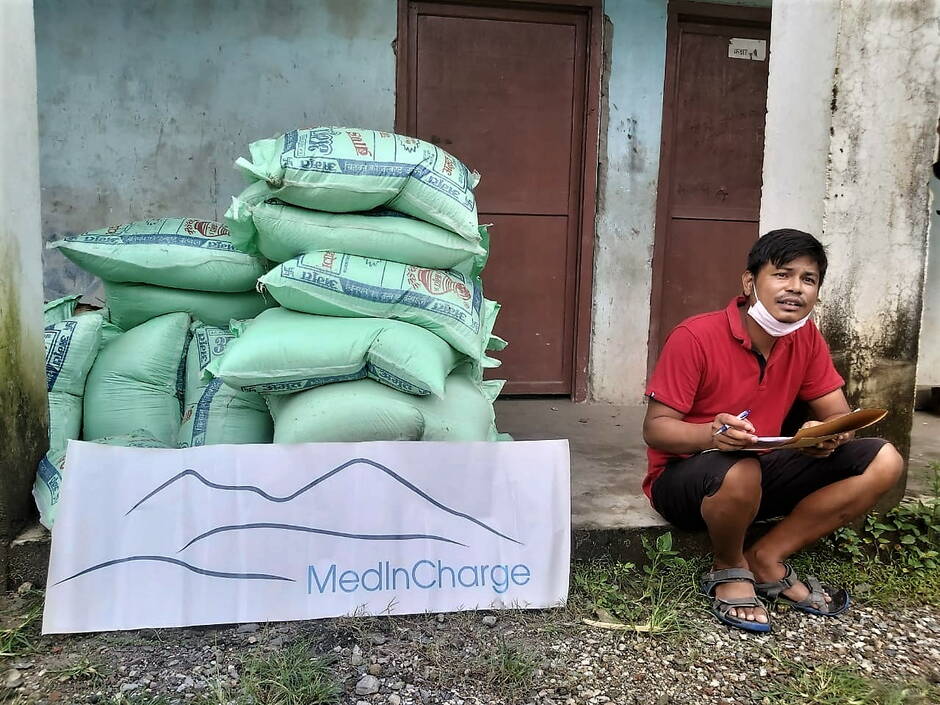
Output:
[659, 219, 759, 340]
[480, 214, 572, 393]
[651, 7, 771, 361]
[401, 2, 590, 395]
[415, 14, 576, 215]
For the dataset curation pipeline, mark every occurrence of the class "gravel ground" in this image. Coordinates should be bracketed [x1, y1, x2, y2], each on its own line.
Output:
[1, 585, 939, 705]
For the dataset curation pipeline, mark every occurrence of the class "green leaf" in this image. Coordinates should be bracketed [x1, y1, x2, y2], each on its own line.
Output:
[656, 532, 673, 554]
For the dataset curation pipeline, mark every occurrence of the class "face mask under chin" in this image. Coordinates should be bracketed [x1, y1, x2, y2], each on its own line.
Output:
[746, 288, 812, 337]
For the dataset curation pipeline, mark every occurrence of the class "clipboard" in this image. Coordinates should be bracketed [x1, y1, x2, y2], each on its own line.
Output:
[740, 408, 888, 451]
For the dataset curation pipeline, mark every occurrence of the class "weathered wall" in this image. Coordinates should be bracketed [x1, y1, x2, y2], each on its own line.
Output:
[1, 0, 50, 572]
[589, 0, 771, 403]
[34, 0, 782, 405]
[819, 0, 938, 497]
[35, 0, 397, 301]
[917, 169, 940, 387]
[761, 0, 939, 503]
[589, 0, 667, 404]
[759, 0, 840, 234]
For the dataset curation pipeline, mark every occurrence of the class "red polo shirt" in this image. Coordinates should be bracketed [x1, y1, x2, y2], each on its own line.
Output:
[643, 296, 844, 500]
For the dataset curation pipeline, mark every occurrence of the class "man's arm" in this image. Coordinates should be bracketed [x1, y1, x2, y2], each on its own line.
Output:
[643, 399, 758, 454]
[807, 387, 852, 422]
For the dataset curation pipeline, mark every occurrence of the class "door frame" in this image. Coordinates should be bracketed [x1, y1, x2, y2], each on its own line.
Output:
[648, 0, 772, 378]
[395, 0, 603, 401]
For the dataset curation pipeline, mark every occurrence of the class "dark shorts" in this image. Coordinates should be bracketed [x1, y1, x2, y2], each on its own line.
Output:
[650, 437, 889, 530]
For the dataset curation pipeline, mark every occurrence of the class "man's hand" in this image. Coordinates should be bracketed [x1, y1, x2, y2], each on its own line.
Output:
[710, 413, 758, 452]
[798, 420, 850, 457]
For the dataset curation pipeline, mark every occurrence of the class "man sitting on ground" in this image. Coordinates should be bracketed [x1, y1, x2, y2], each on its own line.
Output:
[642, 229, 903, 633]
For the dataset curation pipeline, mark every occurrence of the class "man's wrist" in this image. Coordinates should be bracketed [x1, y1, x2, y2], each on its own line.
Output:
[702, 423, 717, 452]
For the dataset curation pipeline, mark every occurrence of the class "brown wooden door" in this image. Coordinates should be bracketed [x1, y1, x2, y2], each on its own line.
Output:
[397, 1, 599, 396]
[650, 3, 771, 366]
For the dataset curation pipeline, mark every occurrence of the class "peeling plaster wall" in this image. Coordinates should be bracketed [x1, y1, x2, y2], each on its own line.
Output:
[759, 0, 840, 234]
[35, 0, 396, 301]
[589, 0, 667, 404]
[916, 171, 940, 387]
[761, 0, 938, 502]
[1, 0, 49, 562]
[815, 0, 939, 502]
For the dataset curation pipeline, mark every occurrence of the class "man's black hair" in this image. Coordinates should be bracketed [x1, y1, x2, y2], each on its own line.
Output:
[747, 229, 828, 286]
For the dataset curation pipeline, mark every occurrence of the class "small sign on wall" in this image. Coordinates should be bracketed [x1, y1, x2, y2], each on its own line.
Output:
[728, 38, 767, 61]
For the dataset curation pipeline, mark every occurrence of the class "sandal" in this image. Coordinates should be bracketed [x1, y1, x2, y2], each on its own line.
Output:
[755, 563, 850, 617]
[701, 568, 772, 633]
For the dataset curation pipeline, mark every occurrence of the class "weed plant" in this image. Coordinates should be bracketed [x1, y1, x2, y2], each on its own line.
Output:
[759, 658, 940, 705]
[238, 641, 341, 705]
[571, 532, 704, 634]
[804, 462, 940, 605]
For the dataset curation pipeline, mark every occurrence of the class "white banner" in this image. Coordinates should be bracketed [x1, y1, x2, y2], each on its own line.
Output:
[43, 440, 570, 633]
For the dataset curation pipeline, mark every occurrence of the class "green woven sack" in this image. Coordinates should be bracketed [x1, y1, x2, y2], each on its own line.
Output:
[226, 180, 488, 272]
[43, 295, 81, 325]
[259, 252, 502, 362]
[45, 312, 104, 451]
[235, 127, 481, 241]
[266, 365, 504, 443]
[83, 312, 190, 445]
[48, 217, 268, 292]
[104, 280, 274, 330]
[179, 322, 273, 447]
[34, 430, 168, 530]
[207, 307, 473, 398]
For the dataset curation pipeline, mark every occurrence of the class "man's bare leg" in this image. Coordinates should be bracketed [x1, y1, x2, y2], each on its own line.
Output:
[746, 443, 903, 602]
[701, 458, 768, 624]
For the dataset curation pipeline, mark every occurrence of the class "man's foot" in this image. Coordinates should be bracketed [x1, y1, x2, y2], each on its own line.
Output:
[702, 567, 770, 632]
[747, 552, 849, 616]
[746, 551, 832, 606]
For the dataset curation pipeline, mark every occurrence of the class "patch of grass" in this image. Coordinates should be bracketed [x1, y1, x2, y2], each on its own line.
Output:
[47, 656, 108, 683]
[790, 550, 940, 607]
[571, 532, 704, 635]
[472, 638, 538, 698]
[0, 590, 44, 657]
[802, 461, 940, 607]
[825, 464, 940, 572]
[759, 660, 940, 705]
[238, 640, 341, 705]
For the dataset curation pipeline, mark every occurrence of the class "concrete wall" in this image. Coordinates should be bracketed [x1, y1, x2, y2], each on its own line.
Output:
[589, 0, 668, 404]
[36, 0, 778, 405]
[759, 0, 840, 234]
[590, 0, 772, 403]
[917, 170, 940, 387]
[761, 0, 939, 503]
[36, 0, 397, 301]
[1, 0, 50, 575]
[820, 0, 938, 495]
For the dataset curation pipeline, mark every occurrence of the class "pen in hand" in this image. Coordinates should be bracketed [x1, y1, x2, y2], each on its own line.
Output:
[714, 409, 751, 436]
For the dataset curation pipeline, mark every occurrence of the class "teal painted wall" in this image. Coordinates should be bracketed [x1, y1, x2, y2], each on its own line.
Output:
[35, 0, 397, 300]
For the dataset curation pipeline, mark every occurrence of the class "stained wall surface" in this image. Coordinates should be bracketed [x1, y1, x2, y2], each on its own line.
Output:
[36, 0, 398, 300]
[1, 0, 50, 560]
[760, 0, 939, 503]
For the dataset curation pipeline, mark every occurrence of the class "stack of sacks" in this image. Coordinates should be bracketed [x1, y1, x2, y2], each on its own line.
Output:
[41, 296, 104, 457]
[219, 126, 508, 442]
[49, 217, 272, 329]
[35, 295, 128, 529]
[82, 312, 192, 446]
[178, 321, 273, 448]
[45, 217, 276, 448]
